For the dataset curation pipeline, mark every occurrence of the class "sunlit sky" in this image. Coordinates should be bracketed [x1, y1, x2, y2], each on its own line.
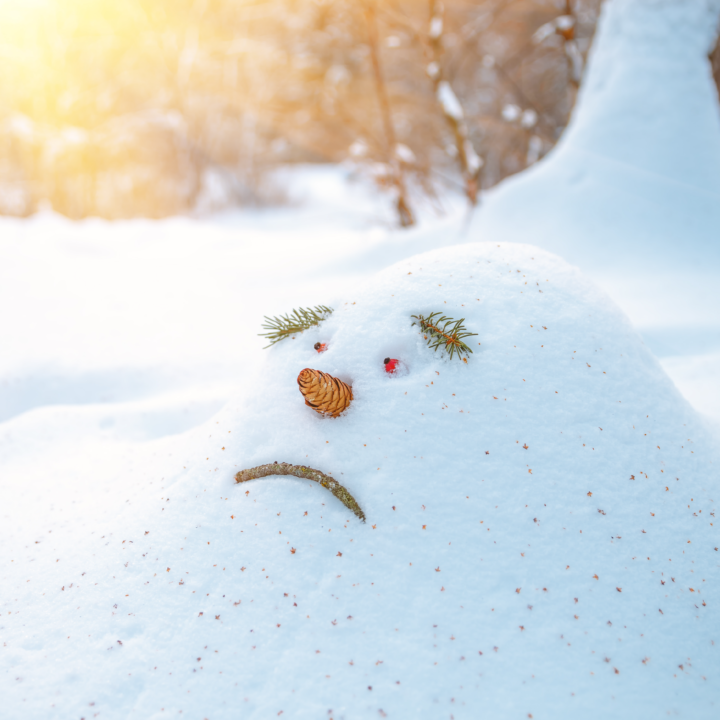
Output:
[0, 0, 51, 20]
[0, 0, 193, 128]
[0, 0, 49, 8]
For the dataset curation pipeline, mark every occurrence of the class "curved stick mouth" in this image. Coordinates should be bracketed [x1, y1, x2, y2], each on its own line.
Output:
[235, 461, 365, 522]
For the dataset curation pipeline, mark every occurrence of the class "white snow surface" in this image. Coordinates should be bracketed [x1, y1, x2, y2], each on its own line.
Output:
[429, 16, 443, 40]
[568, 0, 720, 186]
[472, 0, 720, 424]
[3, 0, 720, 716]
[475, 0, 720, 258]
[437, 80, 464, 121]
[475, 0, 720, 264]
[3, 242, 718, 719]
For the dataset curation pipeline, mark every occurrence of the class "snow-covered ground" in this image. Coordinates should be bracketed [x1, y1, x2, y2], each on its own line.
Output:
[2, 0, 720, 718]
[0, 157, 716, 434]
[3, 238, 719, 719]
[473, 0, 720, 423]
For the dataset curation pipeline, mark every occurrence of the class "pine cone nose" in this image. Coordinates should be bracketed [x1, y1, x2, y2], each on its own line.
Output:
[297, 368, 353, 418]
[297, 368, 312, 383]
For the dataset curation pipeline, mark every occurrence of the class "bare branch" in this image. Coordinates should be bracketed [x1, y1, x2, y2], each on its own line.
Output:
[364, 0, 415, 227]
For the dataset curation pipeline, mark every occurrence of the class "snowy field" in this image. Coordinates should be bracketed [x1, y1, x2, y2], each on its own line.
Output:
[0, 161, 718, 434]
[2, 0, 720, 718]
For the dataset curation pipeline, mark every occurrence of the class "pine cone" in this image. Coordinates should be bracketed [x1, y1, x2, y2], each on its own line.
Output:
[297, 368, 353, 418]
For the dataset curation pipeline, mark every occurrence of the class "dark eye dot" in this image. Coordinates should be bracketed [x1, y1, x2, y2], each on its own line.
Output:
[383, 357, 390, 365]
[314, 342, 322, 350]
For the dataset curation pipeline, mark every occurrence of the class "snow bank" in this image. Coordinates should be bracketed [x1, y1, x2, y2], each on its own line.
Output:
[3, 243, 718, 719]
[565, 0, 720, 191]
[475, 0, 720, 264]
[475, 0, 720, 260]
[473, 0, 720, 422]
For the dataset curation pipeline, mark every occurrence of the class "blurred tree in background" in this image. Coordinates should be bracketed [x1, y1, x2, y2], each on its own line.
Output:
[0, 0, 664, 222]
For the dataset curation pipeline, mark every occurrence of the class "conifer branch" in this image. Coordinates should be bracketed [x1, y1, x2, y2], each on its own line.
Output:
[235, 462, 365, 522]
[259, 305, 333, 348]
[412, 311, 477, 360]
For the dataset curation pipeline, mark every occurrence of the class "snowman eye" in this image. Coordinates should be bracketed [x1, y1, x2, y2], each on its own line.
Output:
[384, 358, 399, 374]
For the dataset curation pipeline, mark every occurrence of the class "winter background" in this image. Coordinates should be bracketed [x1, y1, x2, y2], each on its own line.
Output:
[1, 0, 720, 718]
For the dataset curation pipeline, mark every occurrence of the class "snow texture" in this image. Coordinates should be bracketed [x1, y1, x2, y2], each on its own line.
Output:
[2, 1, 720, 717]
[480, 0, 720, 230]
[533, 15, 574, 44]
[566, 0, 720, 189]
[3, 242, 718, 719]
[565, 40, 583, 84]
[429, 16, 443, 40]
[394, 143, 417, 165]
[473, 0, 720, 422]
[464, 139, 483, 174]
[521, 109, 537, 129]
[437, 80, 464, 121]
[502, 104, 521, 122]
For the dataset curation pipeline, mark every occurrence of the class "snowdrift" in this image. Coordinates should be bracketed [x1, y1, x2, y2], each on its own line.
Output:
[3, 243, 718, 719]
[475, 0, 720, 268]
[473, 0, 720, 347]
[471, 0, 720, 423]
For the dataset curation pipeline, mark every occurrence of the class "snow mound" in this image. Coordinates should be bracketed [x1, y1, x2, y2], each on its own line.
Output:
[565, 0, 720, 190]
[3, 243, 719, 719]
[472, 0, 720, 420]
[474, 0, 720, 267]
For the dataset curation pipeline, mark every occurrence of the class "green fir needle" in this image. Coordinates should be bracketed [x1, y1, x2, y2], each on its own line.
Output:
[259, 305, 333, 348]
[412, 311, 478, 360]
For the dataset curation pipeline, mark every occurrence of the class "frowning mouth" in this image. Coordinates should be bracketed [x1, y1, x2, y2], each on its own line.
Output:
[233, 369, 363, 521]
[234, 461, 365, 522]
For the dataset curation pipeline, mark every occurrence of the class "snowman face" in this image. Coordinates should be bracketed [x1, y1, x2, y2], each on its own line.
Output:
[298, 316, 473, 418]
[226, 248, 491, 523]
[9, 244, 715, 719]
[225, 241, 700, 532]
[57, 242, 713, 717]
[242, 309, 477, 519]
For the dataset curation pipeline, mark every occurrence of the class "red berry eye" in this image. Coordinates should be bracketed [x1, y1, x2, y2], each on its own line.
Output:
[384, 358, 399, 373]
[314, 342, 327, 353]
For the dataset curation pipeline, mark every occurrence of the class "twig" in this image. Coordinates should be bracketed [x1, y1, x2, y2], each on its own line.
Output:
[426, 0, 483, 204]
[364, 0, 415, 227]
[562, 0, 583, 94]
[234, 462, 366, 523]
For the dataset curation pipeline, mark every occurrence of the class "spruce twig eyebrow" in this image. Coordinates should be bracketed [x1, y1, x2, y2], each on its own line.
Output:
[412, 311, 478, 360]
[259, 305, 333, 348]
[235, 462, 365, 522]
